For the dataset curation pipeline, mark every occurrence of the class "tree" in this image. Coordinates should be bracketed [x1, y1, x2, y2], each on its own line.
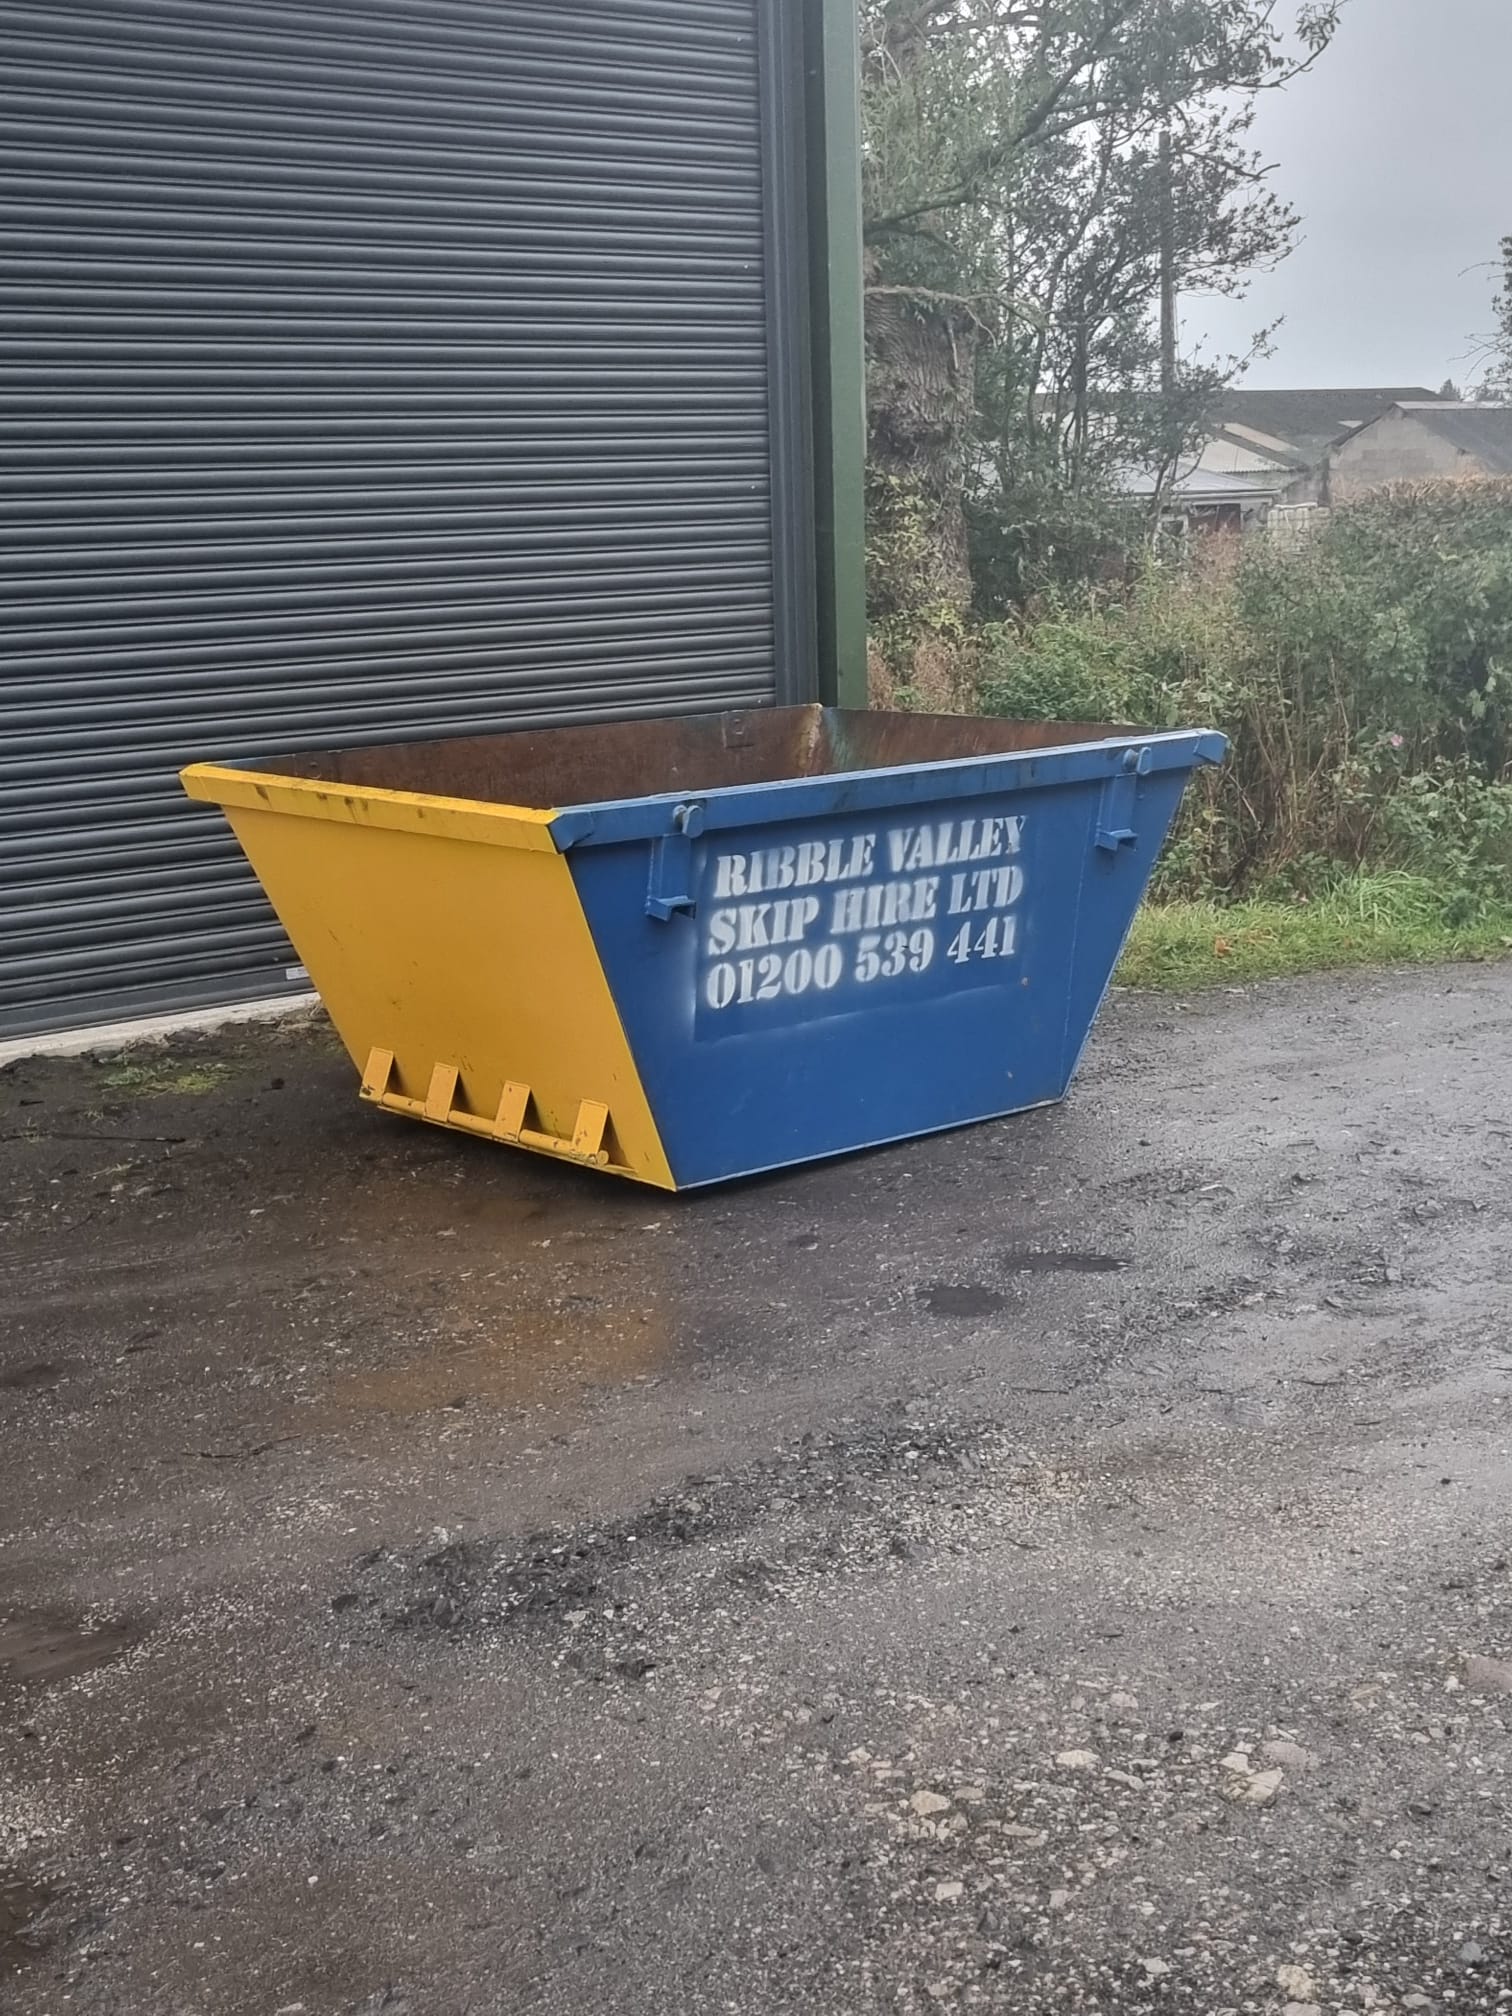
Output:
[1481, 236, 1512, 401]
[860, 0, 1343, 657]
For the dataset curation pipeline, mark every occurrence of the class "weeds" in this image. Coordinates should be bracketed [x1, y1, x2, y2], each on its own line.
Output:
[97, 1059, 230, 1099]
[1118, 872, 1512, 990]
[965, 480, 1512, 979]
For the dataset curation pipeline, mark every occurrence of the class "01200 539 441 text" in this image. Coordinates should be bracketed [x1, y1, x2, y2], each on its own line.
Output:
[697, 814, 1030, 1013]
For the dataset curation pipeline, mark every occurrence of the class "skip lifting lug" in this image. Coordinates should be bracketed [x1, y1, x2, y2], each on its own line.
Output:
[360, 1049, 613, 1168]
[645, 800, 706, 921]
[1095, 745, 1152, 852]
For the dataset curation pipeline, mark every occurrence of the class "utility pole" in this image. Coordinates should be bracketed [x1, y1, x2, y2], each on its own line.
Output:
[1158, 127, 1177, 394]
[1151, 126, 1181, 536]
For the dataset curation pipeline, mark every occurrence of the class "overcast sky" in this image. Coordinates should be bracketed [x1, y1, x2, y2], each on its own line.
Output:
[1189, 0, 1512, 392]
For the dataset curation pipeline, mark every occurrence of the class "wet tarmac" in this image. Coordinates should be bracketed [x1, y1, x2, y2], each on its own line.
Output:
[1, 971, 1509, 2013]
[1, 1873, 54, 1983]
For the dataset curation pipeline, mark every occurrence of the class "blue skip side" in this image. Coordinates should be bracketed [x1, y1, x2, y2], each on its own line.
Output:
[556, 729, 1225, 1188]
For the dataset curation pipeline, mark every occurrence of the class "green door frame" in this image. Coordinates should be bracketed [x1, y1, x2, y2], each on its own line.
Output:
[805, 0, 868, 709]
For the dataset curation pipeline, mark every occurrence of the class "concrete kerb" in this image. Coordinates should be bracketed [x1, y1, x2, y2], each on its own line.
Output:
[0, 991, 321, 1068]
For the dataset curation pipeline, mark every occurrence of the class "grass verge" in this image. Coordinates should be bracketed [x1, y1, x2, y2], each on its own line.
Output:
[1118, 872, 1512, 990]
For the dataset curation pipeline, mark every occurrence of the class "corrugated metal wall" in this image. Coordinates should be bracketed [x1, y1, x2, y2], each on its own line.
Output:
[0, 0, 814, 1036]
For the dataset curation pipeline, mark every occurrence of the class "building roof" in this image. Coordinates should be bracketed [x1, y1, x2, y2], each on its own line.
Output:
[1212, 387, 1444, 465]
[1115, 462, 1292, 505]
[1391, 401, 1512, 475]
[1213, 421, 1300, 464]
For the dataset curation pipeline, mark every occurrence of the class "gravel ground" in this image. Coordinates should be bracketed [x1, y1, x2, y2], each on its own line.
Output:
[1, 966, 1510, 2015]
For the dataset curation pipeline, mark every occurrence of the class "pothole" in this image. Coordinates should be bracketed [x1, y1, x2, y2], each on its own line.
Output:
[0, 1362, 64, 1392]
[1001, 1249, 1129, 1274]
[918, 1284, 1006, 1318]
[0, 1611, 140, 1686]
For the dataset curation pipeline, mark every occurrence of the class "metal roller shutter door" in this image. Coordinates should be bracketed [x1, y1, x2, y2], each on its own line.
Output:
[0, 0, 814, 1037]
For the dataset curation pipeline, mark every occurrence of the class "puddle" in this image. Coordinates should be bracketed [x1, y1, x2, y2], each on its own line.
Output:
[919, 1284, 1006, 1318]
[1001, 1249, 1129, 1274]
[918, 1257, 1127, 1314]
[0, 1612, 139, 1686]
[0, 1362, 64, 1392]
[0, 1872, 54, 1979]
[289, 1173, 679, 1423]
[305, 1299, 671, 1422]
[340, 1169, 616, 1258]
